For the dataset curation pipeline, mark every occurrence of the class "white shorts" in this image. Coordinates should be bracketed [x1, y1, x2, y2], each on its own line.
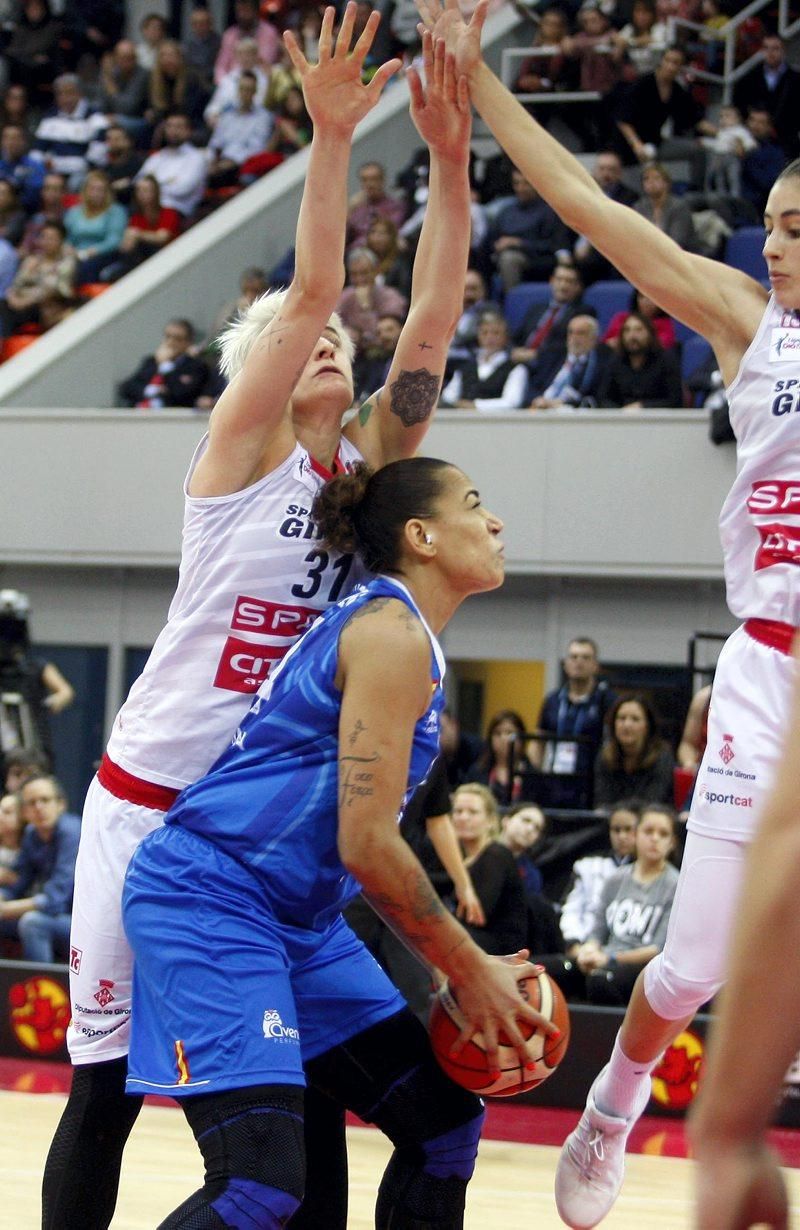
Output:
[67, 777, 166, 1064]
[688, 623, 800, 842]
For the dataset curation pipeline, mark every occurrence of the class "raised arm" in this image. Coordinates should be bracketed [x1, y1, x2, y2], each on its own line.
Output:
[344, 33, 472, 467]
[191, 4, 401, 498]
[418, 0, 767, 385]
[336, 599, 553, 1071]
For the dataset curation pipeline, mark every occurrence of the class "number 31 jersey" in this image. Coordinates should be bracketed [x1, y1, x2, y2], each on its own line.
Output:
[106, 433, 367, 791]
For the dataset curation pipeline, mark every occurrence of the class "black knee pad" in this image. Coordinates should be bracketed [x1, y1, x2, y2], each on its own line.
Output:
[182, 1085, 306, 1218]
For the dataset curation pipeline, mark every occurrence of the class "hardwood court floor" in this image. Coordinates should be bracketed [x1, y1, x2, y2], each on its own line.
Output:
[3, 1090, 800, 1228]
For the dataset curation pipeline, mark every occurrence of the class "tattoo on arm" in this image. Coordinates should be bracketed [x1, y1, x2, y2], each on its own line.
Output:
[418, 340, 433, 352]
[388, 368, 441, 427]
[338, 753, 379, 809]
[358, 398, 375, 427]
[348, 718, 367, 747]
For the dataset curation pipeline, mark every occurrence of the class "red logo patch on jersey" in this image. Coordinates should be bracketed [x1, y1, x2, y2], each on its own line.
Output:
[230, 596, 320, 638]
[754, 522, 800, 571]
[747, 481, 800, 516]
[213, 636, 285, 693]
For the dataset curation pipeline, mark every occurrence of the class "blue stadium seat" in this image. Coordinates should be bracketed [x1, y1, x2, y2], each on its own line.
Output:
[502, 282, 552, 334]
[583, 280, 632, 332]
[681, 334, 713, 382]
[724, 227, 766, 280]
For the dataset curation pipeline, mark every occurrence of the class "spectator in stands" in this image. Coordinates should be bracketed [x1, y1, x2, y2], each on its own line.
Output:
[136, 12, 168, 73]
[676, 682, 712, 770]
[147, 41, 210, 140]
[575, 803, 679, 1004]
[511, 263, 591, 367]
[528, 314, 612, 409]
[0, 84, 34, 139]
[594, 694, 676, 808]
[39, 289, 77, 331]
[0, 180, 26, 247]
[441, 310, 529, 411]
[603, 286, 677, 350]
[562, 1, 625, 149]
[215, 0, 280, 84]
[514, 8, 572, 97]
[118, 317, 207, 408]
[635, 161, 699, 252]
[447, 267, 497, 367]
[439, 708, 482, 790]
[0, 791, 23, 886]
[531, 636, 616, 809]
[498, 802, 547, 896]
[734, 33, 800, 160]
[559, 800, 639, 956]
[572, 151, 638, 284]
[264, 84, 312, 160]
[364, 217, 412, 295]
[614, 45, 705, 185]
[99, 174, 181, 282]
[197, 265, 269, 357]
[137, 111, 207, 219]
[64, 168, 127, 282]
[701, 103, 756, 198]
[204, 37, 269, 128]
[2, 0, 62, 109]
[599, 310, 683, 408]
[31, 73, 107, 190]
[19, 170, 65, 255]
[182, 6, 221, 92]
[467, 709, 535, 805]
[60, 0, 124, 73]
[96, 39, 151, 146]
[206, 71, 273, 187]
[4, 747, 50, 793]
[450, 783, 528, 955]
[491, 168, 571, 290]
[614, 0, 669, 76]
[97, 124, 144, 206]
[347, 159, 407, 247]
[0, 237, 18, 295]
[0, 220, 76, 336]
[352, 312, 403, 403]
[0, 774, 79, 962]
[741, 106, 787, 214]
[0, 123, 45, 213]
[336, 246, 407, 350]
[264, 41, 303, 111]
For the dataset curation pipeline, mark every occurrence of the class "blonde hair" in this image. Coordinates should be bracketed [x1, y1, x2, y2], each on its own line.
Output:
[218, 288, 355, 380]
[453, 782, 501, 837]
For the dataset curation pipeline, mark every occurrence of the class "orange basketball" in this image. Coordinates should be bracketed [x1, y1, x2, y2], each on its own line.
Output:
[429, 972, 570, 1097]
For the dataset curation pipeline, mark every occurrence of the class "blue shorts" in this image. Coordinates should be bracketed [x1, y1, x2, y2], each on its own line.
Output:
[122, 825, 406, 1097]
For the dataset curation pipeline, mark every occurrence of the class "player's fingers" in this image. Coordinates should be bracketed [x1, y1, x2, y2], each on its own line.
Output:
[406, 65, 425, 111]
[433, 31, 445, 91]
[334, 0, 356, 56]
[283, 30, 308, 73]
[450, 1019, 474, 1057]
[517, 1000, 563, 1040]
[415, 0, 437, 27]
[482, 1021, 501, 1079]
[318, 5, 335, 60]
[420, 28, 433, 87]
[499, 1015, 536, 1069]
[469, 0, 489, 37]
[366, 57, 403, 97]
[456, 71, 470, 113]
[353, 7, 382, 63]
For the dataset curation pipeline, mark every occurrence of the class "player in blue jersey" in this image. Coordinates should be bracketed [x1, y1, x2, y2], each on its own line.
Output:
[122, 456, 558, 1229]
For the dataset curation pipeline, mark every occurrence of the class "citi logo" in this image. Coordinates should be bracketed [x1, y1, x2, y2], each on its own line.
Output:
[262, 1009, 300, 1042]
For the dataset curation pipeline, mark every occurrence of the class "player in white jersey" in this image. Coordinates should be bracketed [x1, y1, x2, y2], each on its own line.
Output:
[42, 11, 475, 1229]
[413, 4, 800, 1226]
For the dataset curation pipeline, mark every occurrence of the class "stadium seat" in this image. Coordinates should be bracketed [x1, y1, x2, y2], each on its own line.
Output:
[502, 282, 551, 334]
[673, 766, 695, 811]
[76, 283, 111, 299]
[583, 280, 632, 332]
[1, 334, 38, 362]
[724, 227, 766, 280]
[681, 334, 713, 381]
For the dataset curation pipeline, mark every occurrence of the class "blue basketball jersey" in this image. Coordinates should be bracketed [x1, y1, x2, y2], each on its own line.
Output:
[163, 575, 446, 930]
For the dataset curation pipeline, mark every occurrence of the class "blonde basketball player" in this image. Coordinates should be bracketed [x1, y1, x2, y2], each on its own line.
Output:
[416, 2, 800, 1225]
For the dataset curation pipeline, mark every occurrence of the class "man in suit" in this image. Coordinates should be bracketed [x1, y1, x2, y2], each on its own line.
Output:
[511, 264, 593, 368]
[118, 318, 208, 408]
[528, 314, 612, 408]
[734, 34, 800, 159]
[490, 167, 571, 289]
[573, 151, 637, 284]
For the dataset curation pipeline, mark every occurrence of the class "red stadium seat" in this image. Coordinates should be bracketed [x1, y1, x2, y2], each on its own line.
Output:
[1, 334, 39, 362]
[76, 282, 111, 299]
[673, 766, 695, 812]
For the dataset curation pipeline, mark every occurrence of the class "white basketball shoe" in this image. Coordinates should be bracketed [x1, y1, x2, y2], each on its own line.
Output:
[554, 1065, 652, 1228]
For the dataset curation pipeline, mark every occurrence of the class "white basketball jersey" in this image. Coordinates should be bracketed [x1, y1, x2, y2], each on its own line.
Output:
[719, 296, 800, 623]
[106, 435, 368, 789]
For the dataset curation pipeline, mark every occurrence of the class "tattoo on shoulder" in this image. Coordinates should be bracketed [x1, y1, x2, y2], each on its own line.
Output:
[388, 368, 441, 428]
[345, 597, 394, 626]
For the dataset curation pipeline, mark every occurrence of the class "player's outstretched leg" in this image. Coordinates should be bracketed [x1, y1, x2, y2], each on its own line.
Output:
[41, 1057, 143, 1230]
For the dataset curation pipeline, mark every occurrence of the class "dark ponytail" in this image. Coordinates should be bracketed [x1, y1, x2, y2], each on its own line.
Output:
[312, 457, 455, 574]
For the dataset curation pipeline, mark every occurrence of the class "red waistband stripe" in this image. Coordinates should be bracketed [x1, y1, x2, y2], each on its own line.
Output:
[743, 618, 799, 656]
[97, 754, 181, 812]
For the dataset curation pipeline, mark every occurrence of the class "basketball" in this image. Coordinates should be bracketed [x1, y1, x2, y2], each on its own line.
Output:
[429, 971, 570, 1097]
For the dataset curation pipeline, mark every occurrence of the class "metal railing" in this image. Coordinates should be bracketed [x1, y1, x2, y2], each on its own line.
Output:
[500, 44, 607, 103]
[669, 0, 800, 102]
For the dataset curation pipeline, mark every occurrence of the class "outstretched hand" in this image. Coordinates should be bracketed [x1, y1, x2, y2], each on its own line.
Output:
[407, 31, 471, 161]
[415, 0, 489, 78]
[284, 3, 401, 135]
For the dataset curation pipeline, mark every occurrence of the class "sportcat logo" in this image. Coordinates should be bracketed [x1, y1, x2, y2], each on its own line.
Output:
[748, 481, 800, 515]
[754, 522, 800, 571]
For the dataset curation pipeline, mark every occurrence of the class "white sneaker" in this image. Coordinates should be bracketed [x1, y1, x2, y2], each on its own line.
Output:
[554, 1065, 652, 1228]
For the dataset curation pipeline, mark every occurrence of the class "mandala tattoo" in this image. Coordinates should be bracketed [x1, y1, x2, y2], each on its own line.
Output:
[388, 368, 440, 427]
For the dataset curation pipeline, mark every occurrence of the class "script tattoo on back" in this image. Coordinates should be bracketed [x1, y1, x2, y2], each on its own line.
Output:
[388, 368, 441, 427]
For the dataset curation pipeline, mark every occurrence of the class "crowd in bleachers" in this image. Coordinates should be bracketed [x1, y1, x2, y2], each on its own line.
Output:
[0, 0, 796, 415]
